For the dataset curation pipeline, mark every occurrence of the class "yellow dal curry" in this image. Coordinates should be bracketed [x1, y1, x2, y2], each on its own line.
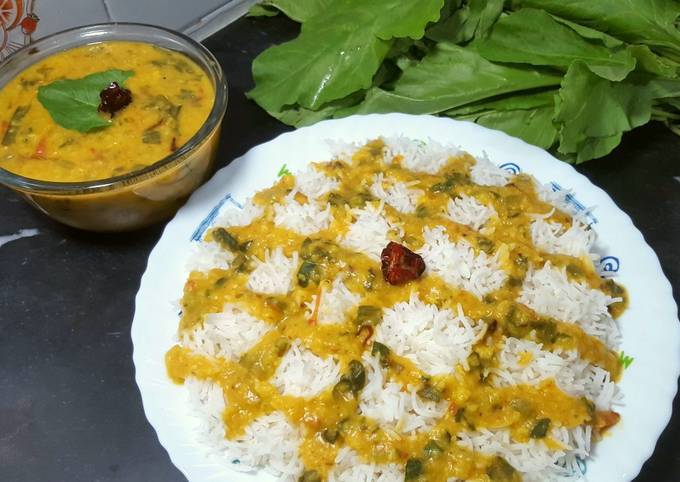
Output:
[166, 140, 627, 481]
[0, 41, 214, 182]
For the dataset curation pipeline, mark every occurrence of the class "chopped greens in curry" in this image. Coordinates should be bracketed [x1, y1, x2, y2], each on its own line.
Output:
[0, 41, 213, 182]
[166, 138, 627, 482]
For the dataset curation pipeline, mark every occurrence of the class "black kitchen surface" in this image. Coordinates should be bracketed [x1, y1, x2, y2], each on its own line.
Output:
[1, 14, 678, 482]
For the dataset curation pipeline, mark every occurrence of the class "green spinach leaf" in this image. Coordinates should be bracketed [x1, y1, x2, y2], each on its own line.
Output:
[555, 61, 653, 162]
[446, 90, 558, 148]
[511, 0, 680, 58]
[473, 8, 636, 81]
[252, 0, 334, 22]
[426, 0, 504, 44]
[246, 4, 280, 17]
[37, 69, 134, 132]
[248, 0, 444, 112]
[349, 43, 562, 115]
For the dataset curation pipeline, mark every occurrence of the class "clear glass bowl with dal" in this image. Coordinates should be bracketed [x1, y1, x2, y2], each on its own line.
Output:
[0, 23, 228, 231]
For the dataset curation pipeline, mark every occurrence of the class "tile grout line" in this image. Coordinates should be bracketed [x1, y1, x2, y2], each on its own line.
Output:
[102, 0, 113, 21]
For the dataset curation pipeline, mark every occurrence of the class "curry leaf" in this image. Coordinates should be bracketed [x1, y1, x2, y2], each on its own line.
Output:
[473, 9, 637, 81]
[349, 43, 562, 115]
[555, 61, 653, 162]
[37, 69, 134, 132]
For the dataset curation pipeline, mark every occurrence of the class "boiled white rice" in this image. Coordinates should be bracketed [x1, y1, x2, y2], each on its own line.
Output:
[369, 173, 423, 214]
[183, 303, 270, 361]
[418, 226, 506, 298]
[446, 194, 496, 232]
[457, 425, 590, 482]
[376, 292, 486, 375]
[247, 248, 299, 295]
[340, 202, 403, 261]
[214, 198, 264, 228]
[184, 378, 303, 481]
[492, 337, 618, 410]
[270, 340, 341, 398]
[328, 447, 403, 482]
[518, 263, 621, 345]
[359, 352, 447, 434]
[224, 411, 303, 480]
[185, 240, 234, 273]
[274, 195, 333, 235]
[382, 136, 461, 174]
[469, 154, 511, 187]
[295, 164, 340, 200]
[531, 216, 595, 258]
[304, 276, 361, 325]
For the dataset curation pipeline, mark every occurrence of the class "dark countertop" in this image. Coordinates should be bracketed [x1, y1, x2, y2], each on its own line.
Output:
[1, 14, 678, 482]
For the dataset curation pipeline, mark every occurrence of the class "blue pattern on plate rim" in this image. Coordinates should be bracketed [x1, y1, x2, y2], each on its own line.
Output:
[548, 181, 598, 225]
[498, 162, 598, 225]
[599, 256, 620, 274]
[499, 162, 521, 175]
[190, 193, 243, 242]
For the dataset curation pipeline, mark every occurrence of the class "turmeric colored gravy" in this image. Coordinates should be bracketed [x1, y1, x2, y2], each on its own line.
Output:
[0, 41, 213, 182]
[166, 140, 627, 481]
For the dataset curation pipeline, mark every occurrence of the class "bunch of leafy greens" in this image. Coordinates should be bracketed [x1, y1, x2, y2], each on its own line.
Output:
[247, 0, 680, 163]
[37, 70, 134, 133]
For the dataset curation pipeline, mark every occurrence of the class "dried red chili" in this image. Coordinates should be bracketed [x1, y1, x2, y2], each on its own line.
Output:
[380, 242, 426, 285]
[98, 82, 132, 116]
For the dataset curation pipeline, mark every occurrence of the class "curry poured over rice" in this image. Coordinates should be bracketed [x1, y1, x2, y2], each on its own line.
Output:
[165, 138, 627, 482]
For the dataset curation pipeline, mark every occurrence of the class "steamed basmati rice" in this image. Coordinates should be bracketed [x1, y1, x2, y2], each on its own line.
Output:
[419, 226, 506, 298]
[295, 165, 340, 200]
[340, 202, 403, 260]
[469, 154, 511, 186]
[382, 136, 460, 174]
[376, 293, 486, 375]
[493, 337, 618, 410]
[274, 196, 333, 235]
[531, 217, 595, 258]
[304, 276, 361, 325]
[369, 173, 423, 214]
[359, 353, 447, 433]
[214, 198, 263, 228]
[328, 447, 403, 482]
[271, 340, 341, 397]
[446, 194, 496, 232]
[457, 425, 591, 482]
[247, 248, 299, 295]
[183, 303, 270, 360]
[518, 263, 621, 345]
[185, 240, 234, 273]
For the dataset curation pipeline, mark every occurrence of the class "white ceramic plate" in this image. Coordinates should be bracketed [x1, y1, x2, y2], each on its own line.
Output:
[132, 114, 680, 482]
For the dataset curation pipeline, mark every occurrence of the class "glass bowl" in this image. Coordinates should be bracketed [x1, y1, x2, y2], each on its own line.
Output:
[0, 23, 228, 232]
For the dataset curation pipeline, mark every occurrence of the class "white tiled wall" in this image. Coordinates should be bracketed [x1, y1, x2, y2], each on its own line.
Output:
[0, 0, 256, 61]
